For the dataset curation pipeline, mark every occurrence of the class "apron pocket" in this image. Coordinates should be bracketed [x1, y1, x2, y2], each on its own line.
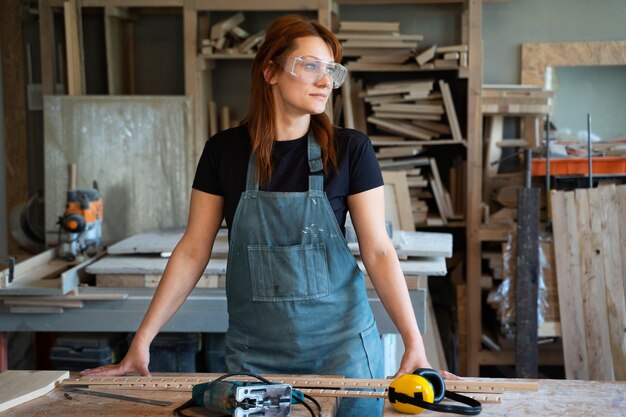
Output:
[247, 243, 330, 302]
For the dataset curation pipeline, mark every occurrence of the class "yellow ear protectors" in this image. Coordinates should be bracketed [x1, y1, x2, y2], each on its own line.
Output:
[388, 368, 483, 415]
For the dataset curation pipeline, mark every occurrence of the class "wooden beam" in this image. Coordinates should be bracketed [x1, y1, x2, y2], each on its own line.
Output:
[64, 0, 85, 95]
[183, 0, 203, 161]
[465, 0, 483, 377]
[0, 333, 7, 371]
[515, 187, 540, 378]
[0, 0, 29, 255]
[38, 0, 57, 95]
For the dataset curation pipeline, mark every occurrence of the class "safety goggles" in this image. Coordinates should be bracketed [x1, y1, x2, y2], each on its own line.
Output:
[277, 55, 347, 89]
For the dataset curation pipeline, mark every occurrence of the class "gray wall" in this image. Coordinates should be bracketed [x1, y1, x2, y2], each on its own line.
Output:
[482, 0, 626, 141]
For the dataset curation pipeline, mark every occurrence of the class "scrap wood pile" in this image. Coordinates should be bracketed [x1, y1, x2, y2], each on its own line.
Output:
[337, 20, 423, 71]
[337, 20, 468, 72]
[380, 157, 465, 228]
[200, 12, 265, 56]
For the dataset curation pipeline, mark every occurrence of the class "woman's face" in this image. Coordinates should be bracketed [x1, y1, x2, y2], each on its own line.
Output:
[268, 36, 335, 118]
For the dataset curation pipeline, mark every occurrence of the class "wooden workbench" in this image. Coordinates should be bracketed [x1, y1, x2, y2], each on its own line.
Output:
[2, 375, 625, 417]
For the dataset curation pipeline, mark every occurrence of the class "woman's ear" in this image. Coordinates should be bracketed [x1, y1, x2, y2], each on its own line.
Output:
[263, 64, 278, 85]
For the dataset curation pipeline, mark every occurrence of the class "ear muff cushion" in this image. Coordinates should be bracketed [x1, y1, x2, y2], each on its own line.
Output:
[413, 368, 445, 403]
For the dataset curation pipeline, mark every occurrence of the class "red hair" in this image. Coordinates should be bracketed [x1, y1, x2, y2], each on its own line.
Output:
[246, 14, 342, 186]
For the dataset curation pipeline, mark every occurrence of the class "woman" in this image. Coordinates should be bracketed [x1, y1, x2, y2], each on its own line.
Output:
[82, 15, 432, 416]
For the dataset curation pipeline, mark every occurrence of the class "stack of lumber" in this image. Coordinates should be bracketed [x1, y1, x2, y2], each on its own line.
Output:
[337, 20, 422, 71]
[365, 79, 463, 143]
[482, 85, 553, 115]
[550, 183, 626, 380]
[200, 12, 264, 56]
[380, 158, 463, 228]
[414, 44, 468, 70]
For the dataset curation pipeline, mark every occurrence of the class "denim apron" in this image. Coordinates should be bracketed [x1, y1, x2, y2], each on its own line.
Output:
[223, 131, 384, 417]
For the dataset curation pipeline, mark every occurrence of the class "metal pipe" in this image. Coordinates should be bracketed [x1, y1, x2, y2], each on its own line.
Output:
[587, 113, 593, 188]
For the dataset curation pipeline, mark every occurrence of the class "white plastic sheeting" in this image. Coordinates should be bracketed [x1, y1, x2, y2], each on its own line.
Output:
[44, 96, 194, 245]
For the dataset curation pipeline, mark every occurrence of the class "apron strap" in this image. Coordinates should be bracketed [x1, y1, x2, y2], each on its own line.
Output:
[245, 129, 324, 191]
[307, 130, 324, 192]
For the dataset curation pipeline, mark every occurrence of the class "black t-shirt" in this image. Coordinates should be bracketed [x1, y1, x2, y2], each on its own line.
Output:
[192, 123, 384, 232]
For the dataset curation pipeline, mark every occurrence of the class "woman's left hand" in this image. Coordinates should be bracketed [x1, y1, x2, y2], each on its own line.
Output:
[393, 348, 461, 380]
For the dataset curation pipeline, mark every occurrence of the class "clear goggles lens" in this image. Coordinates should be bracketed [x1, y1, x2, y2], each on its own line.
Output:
[280, 56, 347, 89]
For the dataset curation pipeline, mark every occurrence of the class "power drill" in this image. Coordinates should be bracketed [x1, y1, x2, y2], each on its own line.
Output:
[58, 181, 104, 261]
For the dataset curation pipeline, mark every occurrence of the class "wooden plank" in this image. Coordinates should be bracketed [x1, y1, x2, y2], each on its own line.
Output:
[368, 116, 434, 140]
[551, 190, 589, 379]
[465, 0, 484, 376]
[0, 249, 79, 295]
[38, 0, 56, 95]
[4, 299, 84, 308]
[438, 80, 463, 141]
[0, 371, 69, 412]
[104, 7, 128, 94]
[339, 21, 400, 33]
[341, 74, 354, 129]
[415, 45, 436, 66]
[67, 375, 538, 393]
[483, 115, 503, 202]
[64, 0, 84, 95]
[576, 188, 614, 380]
[598, 185, 626, 379]
[0, 333, 7, 371]
[515, 187, 540, 378]
[381, 170, 415, 231]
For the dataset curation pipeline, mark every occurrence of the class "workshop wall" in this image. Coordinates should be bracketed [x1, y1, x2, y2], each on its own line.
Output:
[482, 0, 626, 142]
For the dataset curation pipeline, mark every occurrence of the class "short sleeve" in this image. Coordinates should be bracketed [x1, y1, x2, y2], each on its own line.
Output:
[347, 131, 384, 195]
[192, 139, 222, 196]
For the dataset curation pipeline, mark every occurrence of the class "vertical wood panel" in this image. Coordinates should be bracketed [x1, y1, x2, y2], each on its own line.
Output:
[551, 190, 589, 379]
[38, 0, 57, 95]
[465, 0, 483, 377]
[576, 188, 613, 380]
[0, 0, 29, 255]
[598, 185, 626, 380]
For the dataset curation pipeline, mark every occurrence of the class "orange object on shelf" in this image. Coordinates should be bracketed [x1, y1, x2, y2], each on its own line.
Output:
[531, 156, 626, 176]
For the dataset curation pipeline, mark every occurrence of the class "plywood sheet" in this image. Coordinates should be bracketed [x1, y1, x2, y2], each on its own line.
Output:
[0, 370, 69, 412]
[44, 96, 194, 246]
[521, 40, 626, 86]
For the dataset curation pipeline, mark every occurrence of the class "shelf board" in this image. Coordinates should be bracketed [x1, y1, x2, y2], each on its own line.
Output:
[199, 53, 255, 60]
[478, 348, 564, 366]
[479, 225, 514, 241]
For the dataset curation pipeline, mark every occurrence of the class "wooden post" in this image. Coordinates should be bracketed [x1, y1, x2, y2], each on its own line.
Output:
[1, 0, 29, 255]
[465, 0, 483, 377]
[515, 187, 540, 378]
[0, 332, 7, 371]
[39, 0, 57, 95]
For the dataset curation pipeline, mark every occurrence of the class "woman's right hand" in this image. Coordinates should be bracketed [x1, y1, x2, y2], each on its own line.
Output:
[80, 342, 151, 377]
